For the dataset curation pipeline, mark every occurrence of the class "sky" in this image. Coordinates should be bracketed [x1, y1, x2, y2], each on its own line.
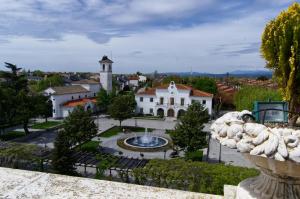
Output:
[0, 0, 297, 74]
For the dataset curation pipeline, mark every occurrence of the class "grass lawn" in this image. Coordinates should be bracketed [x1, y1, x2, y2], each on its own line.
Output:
[31, 121, 62, 129]
[100, 126, 154, 138]
[78, 141, 101, 152]
[0, 131, 26, 141]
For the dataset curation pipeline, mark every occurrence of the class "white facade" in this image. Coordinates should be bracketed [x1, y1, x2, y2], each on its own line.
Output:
[135, 82, 213, 118]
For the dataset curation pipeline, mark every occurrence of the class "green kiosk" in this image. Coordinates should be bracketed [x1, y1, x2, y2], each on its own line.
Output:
[253, 100, 288, 123]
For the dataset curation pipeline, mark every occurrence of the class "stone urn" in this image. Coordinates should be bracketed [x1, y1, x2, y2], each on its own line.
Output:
[236, 153, 300, 199]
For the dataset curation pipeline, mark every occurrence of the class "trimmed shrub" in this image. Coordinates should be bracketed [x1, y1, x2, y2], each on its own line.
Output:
[0, 131, 25, 141]
[79, 141, 100, 153]
[185, 150, 203, 161]
[132, 159, 259, 195]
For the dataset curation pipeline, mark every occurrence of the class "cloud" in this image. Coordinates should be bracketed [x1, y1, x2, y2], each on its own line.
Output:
[0, 0, 296, 73]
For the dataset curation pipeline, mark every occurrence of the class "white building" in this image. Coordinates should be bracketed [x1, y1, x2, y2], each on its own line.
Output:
[138, 75, 147, 82]
[135, 81, 213, 118]
[44, 56, 113, 118]
[128, 76, 139, 87]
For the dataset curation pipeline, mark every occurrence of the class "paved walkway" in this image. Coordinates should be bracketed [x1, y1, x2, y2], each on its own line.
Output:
[204, 138, 254, 168]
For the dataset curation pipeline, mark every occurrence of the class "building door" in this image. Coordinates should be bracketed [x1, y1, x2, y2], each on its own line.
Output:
[167, 109, 175, 117]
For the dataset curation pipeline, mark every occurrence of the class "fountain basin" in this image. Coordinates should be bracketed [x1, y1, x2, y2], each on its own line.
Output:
[124, 136, 169, 149]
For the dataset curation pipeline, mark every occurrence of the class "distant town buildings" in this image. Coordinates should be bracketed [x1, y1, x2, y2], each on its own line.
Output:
[135, 81, 213, 117]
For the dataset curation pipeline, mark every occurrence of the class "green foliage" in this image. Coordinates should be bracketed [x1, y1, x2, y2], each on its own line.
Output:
[79, 141, 100, 153]
[185, 150, 203, 162]
[52, 130, 77, 175]
[234, 86, 282, 111]
[256, 76, 269, 81]
[31, 121, 62, 129]
[100, 126, 154, 138]
[30, 74, 64, 92]
[0, 63, 51, 134]
[162, 75, 184, 84]
[189, 77, 217, 95]
[95, 154, 117, 179]
[170, 102, 209, 152]
[96, 88, 116, 113]
[261, 3, 300, 125]
[108, 94, 136, 127]
[132, 159, 259, 195]
[62, 106, 98, 146]
[0, 143, 39, 160]
[0, 131, 25, 141]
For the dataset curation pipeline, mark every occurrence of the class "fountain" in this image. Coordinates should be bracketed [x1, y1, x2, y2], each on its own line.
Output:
[123, 128, 168, 149]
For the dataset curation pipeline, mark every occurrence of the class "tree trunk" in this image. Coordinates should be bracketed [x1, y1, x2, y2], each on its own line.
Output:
[119, 120, 122, 127]
[23, 122, 30, 135]
[45, 117, 48, 123]
[288, 97, 299, 127]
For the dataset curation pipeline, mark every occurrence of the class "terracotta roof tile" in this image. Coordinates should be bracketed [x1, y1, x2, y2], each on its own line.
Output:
[63, 97, 97, 107]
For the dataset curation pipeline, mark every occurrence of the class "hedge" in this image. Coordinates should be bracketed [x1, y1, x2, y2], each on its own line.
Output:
[132, 159, 259, 195]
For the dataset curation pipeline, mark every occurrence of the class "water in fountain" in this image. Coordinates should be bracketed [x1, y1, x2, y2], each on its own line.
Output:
[140, 128, 152, 144]
[133, 133, 138, 144]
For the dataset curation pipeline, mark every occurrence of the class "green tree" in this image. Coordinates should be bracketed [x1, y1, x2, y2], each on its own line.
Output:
[256, 76, 269, 81]
[108, 94, 136, 127]
[170, 102, 209, 152]
[189, 77, 217, 95]
[31, 74, 64, 92]
[261, 2, 300, 125]
[162, 75, 183, 84]
[51, 130, 77, 175]
[35, 95, 52, 122]
[63, 106, 97, 146]
[96, 88, 111, 113]
[234, 86, 282, 111]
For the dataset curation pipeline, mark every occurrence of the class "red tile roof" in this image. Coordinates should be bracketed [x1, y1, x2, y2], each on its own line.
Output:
[128, 76, 139, 80]
[63, 97, 97, 107]
[137, 84, 213, 97]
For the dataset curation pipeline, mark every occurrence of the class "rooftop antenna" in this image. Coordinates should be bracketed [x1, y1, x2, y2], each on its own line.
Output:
[110, 51, 113, 60]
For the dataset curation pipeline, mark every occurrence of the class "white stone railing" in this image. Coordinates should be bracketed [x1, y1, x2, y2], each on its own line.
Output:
[0, 167, 229, 199]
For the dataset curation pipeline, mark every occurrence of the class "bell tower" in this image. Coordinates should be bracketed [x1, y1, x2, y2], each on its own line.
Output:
[99, 55, 113, 92]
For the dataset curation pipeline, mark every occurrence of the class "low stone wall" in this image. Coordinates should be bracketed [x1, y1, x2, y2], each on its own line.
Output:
[0, 167, 227, 199]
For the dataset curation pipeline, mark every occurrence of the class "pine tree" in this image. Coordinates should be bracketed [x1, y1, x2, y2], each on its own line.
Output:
[51, 130, 77, 175]
[170, 102, 209, 152]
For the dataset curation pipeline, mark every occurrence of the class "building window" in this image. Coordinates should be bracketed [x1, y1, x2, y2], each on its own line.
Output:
[102, 64, 105, 71]
[181, 98, 184, 106]
[150, 108, 153, 114]
[150, 98, 153, 102]
[85, 94, 87, 98]
[140, 97, 143, 102]
[203, 100, 206, 105]
[140, 108, 143, 114]
[160, 97, 164, 105]
[170, 97, 174, 105]
[94, 93, 96, 97]
[71, 96, 74, 100]
[79, 95, 81, 99]
[109, 64, 112, 71]
[53, 109, 55, 113]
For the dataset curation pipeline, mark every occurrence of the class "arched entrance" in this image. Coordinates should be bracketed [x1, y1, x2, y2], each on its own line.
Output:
[157, 108, 164, 117]
[167, 109, 175, 117]
[177, 109, 186, 118]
